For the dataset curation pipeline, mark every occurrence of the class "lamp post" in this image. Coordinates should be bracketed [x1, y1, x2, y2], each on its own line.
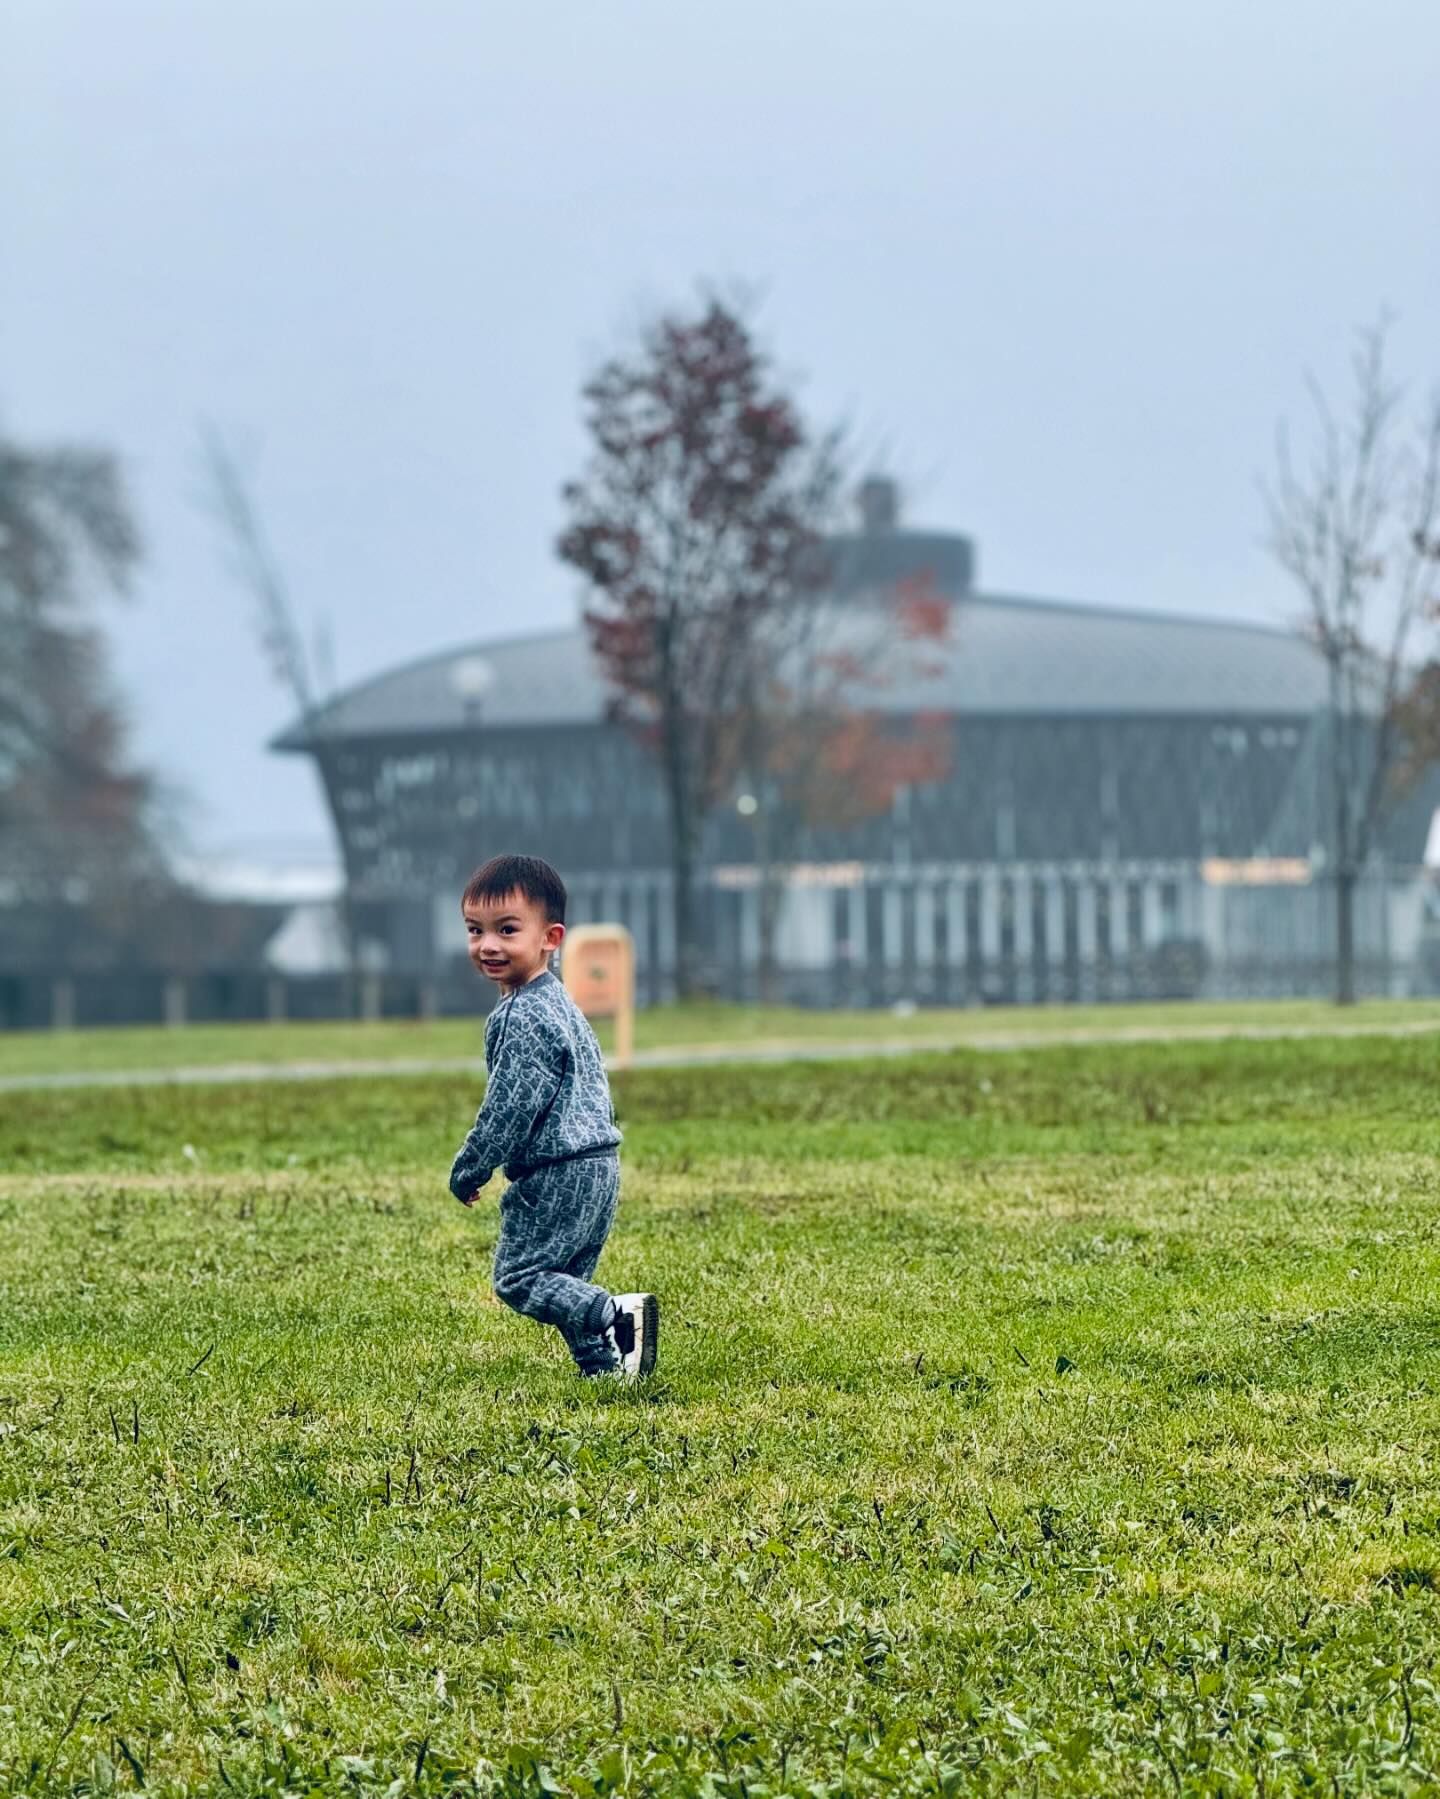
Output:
[450, 655, 495, 722]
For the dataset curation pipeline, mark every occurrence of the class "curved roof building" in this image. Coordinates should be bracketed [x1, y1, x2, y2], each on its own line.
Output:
[277, 486, 1438, 1003]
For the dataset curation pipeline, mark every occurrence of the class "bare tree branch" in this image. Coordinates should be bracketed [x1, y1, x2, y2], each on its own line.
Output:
[0, 429, 163, 897]
[1264, 319, 1440, 1002]
[196, 424, 320, 721]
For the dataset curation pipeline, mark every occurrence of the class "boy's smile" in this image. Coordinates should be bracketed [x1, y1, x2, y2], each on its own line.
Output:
[463, 890, 565, 992]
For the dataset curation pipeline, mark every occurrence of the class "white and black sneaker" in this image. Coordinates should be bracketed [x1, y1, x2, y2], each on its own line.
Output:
[609, 1293, 659, 1380]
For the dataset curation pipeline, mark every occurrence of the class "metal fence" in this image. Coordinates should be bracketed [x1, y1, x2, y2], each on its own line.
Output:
[4, 862, 1437, 1033]
[0, 970, 469, 1034]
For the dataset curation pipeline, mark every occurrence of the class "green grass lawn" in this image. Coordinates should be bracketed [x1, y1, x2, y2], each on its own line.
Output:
[4, 996, 1440, 1080]
[2, 1036, 1439, 1794]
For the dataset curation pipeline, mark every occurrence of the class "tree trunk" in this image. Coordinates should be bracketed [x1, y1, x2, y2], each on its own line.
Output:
[652, 617, 706, 1001]
[660, 737, 703, 1000]
[1327, 661, 1357, 1007]
[749, 783, 785, 1004]
[757, 869, 785, 1005]
[671, 826, 700, 1000]
[1335, 865, 1357, 1006]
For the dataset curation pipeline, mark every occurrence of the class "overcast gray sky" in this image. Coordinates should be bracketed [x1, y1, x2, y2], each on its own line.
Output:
[4, 0, 1437, 876]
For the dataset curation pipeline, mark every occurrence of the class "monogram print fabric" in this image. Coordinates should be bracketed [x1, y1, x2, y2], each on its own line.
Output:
[491, 1154, 621, 1374]
[448, 970, 622, 1198]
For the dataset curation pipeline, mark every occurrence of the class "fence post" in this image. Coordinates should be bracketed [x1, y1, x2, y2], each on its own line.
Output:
[266, 976, 287, 1023]
[51, 977, 76, 1031]
[361, 973, 382, 1022]
[163, 976, 187, 1028]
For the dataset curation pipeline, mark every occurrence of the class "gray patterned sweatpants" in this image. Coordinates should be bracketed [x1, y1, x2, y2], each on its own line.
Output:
[492, 1153, 620, 1375]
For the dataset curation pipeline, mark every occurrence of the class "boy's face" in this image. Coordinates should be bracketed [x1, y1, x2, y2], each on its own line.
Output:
[463, 890, 565, 992]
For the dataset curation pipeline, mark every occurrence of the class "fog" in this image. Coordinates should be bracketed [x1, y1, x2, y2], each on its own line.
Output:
[4, 0, 1437, 876]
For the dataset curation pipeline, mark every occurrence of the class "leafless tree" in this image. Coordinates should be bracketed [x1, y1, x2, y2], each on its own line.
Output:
[198, 426, 323, 722]
[1265, 322, 1440, 1003]
[0, 430, 162, 897]
[196, 427, 363, 985]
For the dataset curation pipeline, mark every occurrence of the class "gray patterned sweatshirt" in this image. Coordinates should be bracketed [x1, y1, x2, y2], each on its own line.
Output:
[448, 970, 621, 1199]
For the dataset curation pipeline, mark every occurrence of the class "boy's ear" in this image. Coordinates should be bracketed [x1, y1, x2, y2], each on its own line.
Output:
[545, 921, 567, 953]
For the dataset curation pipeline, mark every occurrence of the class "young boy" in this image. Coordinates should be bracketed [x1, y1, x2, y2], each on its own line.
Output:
[448, 853, 658, 1381]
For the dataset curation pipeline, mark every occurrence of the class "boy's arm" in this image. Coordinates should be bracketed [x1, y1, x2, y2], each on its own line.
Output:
[448, 1008, 563, 1202]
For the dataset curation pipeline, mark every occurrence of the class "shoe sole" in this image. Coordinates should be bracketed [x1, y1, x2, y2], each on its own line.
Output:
[614, 1292, 659, 1380]
[635, 1292, 659, 1378]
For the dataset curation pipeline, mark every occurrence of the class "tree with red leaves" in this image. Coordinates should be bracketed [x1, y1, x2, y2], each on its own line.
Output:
[559, 300, 842, 996]
[736, 565, 953, 999]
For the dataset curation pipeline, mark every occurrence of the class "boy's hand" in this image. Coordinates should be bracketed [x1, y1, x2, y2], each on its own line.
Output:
[448, 1150, 489, 1204]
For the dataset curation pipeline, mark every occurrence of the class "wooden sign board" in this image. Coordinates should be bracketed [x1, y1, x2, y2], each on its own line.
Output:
[562, 923, 635, 1068]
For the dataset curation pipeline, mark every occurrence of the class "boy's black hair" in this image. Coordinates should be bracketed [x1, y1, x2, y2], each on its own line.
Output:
[461, 854, 567, 925]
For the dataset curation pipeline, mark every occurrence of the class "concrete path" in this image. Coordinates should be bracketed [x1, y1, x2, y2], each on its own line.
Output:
[2, 1015, 1438, 1094]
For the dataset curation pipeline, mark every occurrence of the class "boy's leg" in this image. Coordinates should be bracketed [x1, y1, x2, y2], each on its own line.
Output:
[492, 1158, 620, 1369]
[555, 1225, 625, 1375]
[555, 1225, 660, 1380]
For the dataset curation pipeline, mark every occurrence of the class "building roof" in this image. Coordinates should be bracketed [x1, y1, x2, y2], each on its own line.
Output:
[275, 545, 1330, 751]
